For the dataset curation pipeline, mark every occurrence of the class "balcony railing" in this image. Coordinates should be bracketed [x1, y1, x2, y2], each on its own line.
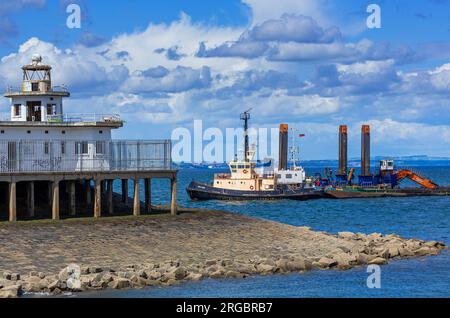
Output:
[0, 140, 172, 173]
[5, 85, 69, 93]
[47, 113, 122, 123]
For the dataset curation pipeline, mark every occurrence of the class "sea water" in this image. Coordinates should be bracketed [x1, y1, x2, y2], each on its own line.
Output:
[97, 166, 450, 298]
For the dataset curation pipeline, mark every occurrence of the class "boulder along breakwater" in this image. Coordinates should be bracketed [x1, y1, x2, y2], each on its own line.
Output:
[0, 208, 446, 298]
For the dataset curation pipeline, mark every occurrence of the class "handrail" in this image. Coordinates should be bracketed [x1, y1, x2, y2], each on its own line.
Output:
[47, 113, 122, 123]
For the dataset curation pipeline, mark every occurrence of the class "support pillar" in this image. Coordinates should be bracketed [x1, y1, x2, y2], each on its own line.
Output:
[107, 179, 114, 215]
[69, 181, 76, 216]
[27, 181, 35, 217]
[122, 179, 128, 204]
[170, 177, 177, 216]
[9, 182, 16, 222]
[52, 181, 60, 220]
[47, 182, 52, 204]
[94, 179, 101, 218]
[85, 180, 92, 206]
[133, 179, 140, 216]
[145, 178, 151, 212]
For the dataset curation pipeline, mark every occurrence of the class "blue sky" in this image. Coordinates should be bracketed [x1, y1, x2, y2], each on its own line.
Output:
[1, 0, 450, 160]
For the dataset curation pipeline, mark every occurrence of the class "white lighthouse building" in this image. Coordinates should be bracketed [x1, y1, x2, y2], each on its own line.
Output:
[1, 55, 123, 172]
[0, 56, 177, 222]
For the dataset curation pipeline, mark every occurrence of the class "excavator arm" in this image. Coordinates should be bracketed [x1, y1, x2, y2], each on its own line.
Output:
[396, 169, 439, 189]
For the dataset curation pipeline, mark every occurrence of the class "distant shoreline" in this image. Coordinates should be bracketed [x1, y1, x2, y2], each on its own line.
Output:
[0, 207, 446, 298]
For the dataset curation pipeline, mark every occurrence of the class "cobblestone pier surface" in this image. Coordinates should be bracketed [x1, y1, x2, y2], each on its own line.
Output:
[0, 208, 445, 297]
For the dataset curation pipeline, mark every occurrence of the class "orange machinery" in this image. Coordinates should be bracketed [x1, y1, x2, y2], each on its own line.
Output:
[396, 169, 439, 189]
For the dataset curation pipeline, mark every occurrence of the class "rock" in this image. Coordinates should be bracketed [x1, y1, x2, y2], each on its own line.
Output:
[256, 264, 275, 273]
[220, 259, 233, 267]
[424, 241, 445, 249]
[23, 276, 43, 293]
[261, 259, 276, 267]
[276, 258, 307, 272]
[368, 257, 388, 265]
[0, 284, 22, 298]
[415, 247, 438, 256]
[38, 272, 46, 279]
[316, 257, 338, 268]
[387, 245, 400, 258]
[81, 266, 90, 275]
[29, 271, 39, 277]
[333, 253, 355, 267]
[110, 278, 131, 289]
[137, 269, 148, 279]
[10, 273, 20, 281]
[118, 271, 134, 279]
[186, 273, 203, 281]
[89, 266, 103, 274]
[209, 270, 225, 279]
[205, 259, 217, 266]
[2, 272, 11, 280]
[337, 246, 351, 253]
[355, 253, 377, 264]
[165, 267, 187, 281]
[146, 270, 162, 280]
[225, 271, 244, 278]
[367, 233, 383, 240]
[338, 232, 356, 239]
[235, 263, 255, 275]
[398, 247, 414, 257]
[47, 280, 60, 291]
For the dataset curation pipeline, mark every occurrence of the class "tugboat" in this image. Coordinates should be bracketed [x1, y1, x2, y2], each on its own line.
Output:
[186, 110, 324, 201]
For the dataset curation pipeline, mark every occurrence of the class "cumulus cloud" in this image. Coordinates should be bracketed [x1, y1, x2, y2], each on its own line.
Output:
[196, 15, 417, 65]
[122, 66, 212, 94]
[0, 37, 128, 96]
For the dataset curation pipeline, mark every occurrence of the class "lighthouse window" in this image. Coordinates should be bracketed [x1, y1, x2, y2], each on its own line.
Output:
[31, 83, 39, 91]
[286, 174, 292, 178]
[47, 104, 56, 116]
[96, 141, 105, 154]
[75, 141, 89, 155]
[44, 142, 49, 154]
[13, 104, 21, 116]
[61, 142, 66, 155]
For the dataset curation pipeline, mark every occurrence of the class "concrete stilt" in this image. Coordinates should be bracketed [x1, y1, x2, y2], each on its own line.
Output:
[47, 182, 52, 205]
[145, 178, 151, 212]
[94, 179, 101, 218]
[133, 178, 140, 216]
[107, 179, 114, 215]
[69, 181, 76, 216]
[85, 180, 92, 206]
[52, 181, 60, 220]
[170, 178, 177, 216]
[122, 179, 129, 204]
[9, 182, 17, 222]
[27, 181, 35, 217]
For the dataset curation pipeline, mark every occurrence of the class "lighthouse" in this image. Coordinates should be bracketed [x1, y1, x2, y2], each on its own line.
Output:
[0, 56, 177, 222]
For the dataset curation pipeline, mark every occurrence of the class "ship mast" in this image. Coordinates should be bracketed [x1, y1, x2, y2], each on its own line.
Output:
[240, 108, 252, 162]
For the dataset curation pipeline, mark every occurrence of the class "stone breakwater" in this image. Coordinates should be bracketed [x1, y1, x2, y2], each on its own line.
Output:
[0, 208, 446, 297]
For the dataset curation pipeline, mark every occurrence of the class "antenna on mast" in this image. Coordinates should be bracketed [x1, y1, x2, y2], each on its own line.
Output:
[240, 108, 252, 162]
[290, 127, 300, 169]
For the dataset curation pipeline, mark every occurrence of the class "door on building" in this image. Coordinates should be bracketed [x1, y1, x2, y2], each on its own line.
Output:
[26, 101, 42, 121]
[7, 142, 17, 171]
